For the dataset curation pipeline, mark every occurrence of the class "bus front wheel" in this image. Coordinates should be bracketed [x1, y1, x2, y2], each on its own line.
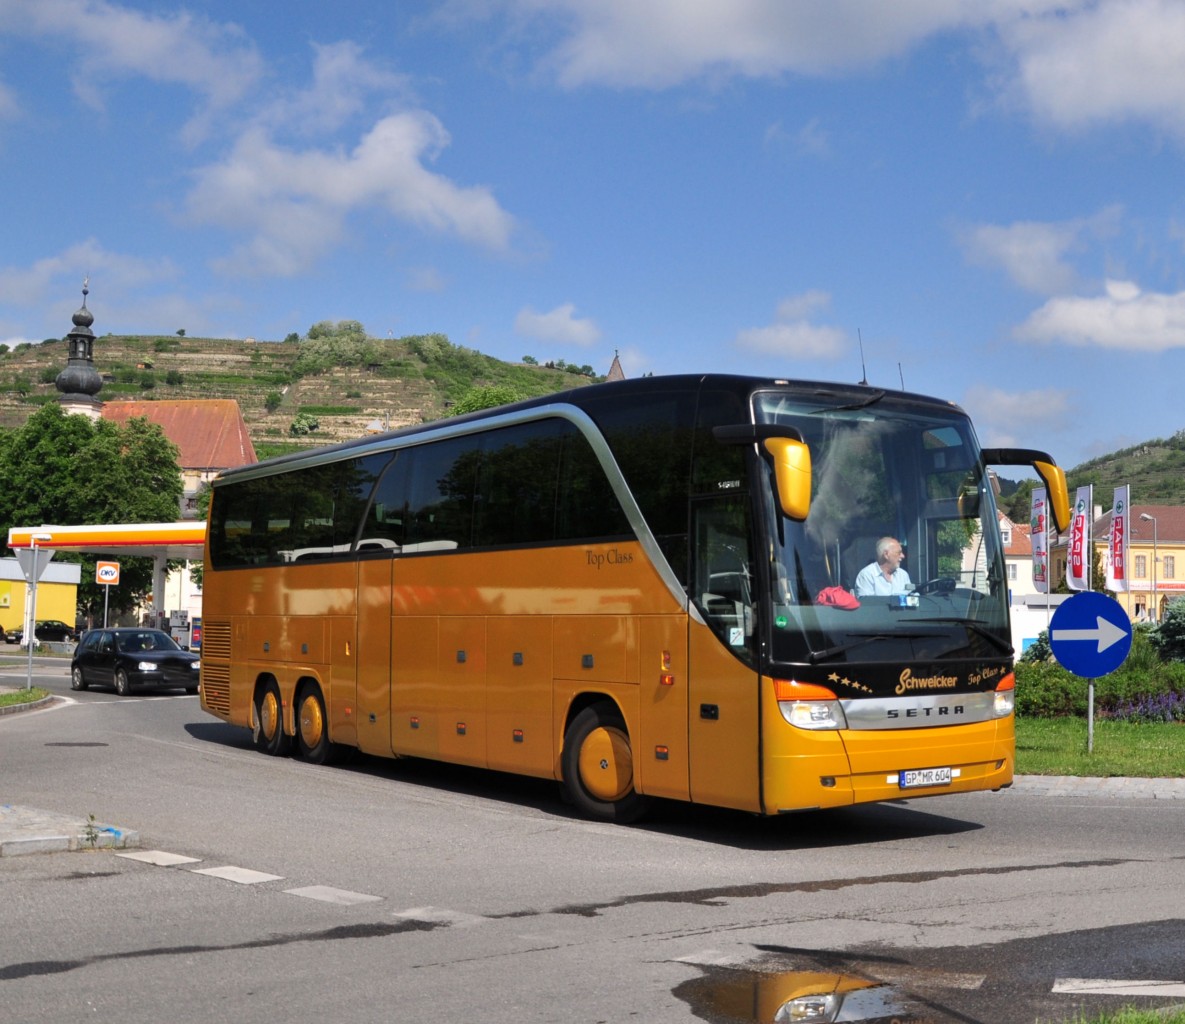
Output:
[296, 685, 341, 765]
[561, 704, 649, 823]
[253, 680, 290, 756]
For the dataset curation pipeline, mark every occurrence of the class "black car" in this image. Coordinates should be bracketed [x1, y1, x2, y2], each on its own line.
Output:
[71, 628, 200, 696]
[8, 619, 78, 646]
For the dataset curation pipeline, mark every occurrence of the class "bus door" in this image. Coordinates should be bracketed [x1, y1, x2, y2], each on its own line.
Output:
[355, 556, 395, 757]
[687, 495, 762, 812]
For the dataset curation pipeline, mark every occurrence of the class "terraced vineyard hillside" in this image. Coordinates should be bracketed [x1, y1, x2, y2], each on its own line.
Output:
[0, 331, 599, 459]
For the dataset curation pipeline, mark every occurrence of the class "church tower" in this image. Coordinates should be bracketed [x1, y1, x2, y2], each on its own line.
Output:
[55, 279, 104, 419]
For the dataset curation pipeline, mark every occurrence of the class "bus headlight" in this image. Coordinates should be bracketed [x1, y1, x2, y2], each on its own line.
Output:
[772, 678, 847, 730]
[780, 700, 847, 730]
[994, 671, 1016, 717]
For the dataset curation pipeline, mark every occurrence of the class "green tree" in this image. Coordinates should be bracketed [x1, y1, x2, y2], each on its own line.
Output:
[0, 405, 183, 619]
[265, 391, 283, 413]
[1149, 599, 1185, 662]
[289, 412, 320, 436]
[176, 329, 186, 337]
[448, 384, 524, 416]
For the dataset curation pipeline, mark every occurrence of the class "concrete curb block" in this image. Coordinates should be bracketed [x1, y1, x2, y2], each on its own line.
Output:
[0, 693, 55, 716]
[0, 806, 140, 857]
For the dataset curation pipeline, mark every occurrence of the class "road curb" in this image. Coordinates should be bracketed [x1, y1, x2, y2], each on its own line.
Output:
[0, 693, 56, 716]
[0, 805, 141, 857]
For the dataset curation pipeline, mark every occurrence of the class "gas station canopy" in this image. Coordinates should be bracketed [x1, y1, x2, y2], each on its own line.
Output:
[7, 522, 205, 561]
[7, 523, 206, 621]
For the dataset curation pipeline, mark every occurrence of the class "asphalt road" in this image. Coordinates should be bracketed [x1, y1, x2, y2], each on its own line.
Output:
[3, 664, 1185, 1024]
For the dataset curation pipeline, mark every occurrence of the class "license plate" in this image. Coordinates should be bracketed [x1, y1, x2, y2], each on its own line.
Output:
[899, 766, 952, 789]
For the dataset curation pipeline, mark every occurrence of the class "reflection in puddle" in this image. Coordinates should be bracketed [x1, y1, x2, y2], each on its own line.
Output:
[677, 966, 935, 1023]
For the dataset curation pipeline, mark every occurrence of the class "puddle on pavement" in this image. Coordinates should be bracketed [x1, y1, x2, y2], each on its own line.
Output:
[675, 965, 938, 1023]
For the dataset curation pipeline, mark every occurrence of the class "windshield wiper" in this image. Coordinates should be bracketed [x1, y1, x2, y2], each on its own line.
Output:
[808, 631, 930, 664]
[912, 618, 1013, 654]
[819, 388, 886, 412]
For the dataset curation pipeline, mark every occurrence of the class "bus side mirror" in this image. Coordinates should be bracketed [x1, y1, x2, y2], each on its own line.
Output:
[1034, 460, 1071, 534]
[763, 437, 811, 521]
[981, 447, 1071, 534]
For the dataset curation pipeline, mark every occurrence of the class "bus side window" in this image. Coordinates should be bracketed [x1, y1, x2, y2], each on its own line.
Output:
[691, 495, 756, 665]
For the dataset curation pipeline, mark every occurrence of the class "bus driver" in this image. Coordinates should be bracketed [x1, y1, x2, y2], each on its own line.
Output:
[854, 536, 912, 596]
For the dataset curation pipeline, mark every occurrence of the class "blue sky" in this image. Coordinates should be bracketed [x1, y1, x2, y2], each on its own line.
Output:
[2, 1, 1185, 471]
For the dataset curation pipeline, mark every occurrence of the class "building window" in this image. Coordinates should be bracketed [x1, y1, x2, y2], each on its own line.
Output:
[1007, 563, 1017, 581]
[1002, 525, 1012, 545]
[1135, 554, 1147, 578]
[1165, 555, 1175, 580]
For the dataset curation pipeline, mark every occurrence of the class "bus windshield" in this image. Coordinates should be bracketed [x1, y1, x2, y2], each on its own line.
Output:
[753, 389, 1009, 666]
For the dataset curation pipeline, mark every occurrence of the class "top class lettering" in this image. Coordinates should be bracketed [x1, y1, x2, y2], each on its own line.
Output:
[587, 548, 634, 569]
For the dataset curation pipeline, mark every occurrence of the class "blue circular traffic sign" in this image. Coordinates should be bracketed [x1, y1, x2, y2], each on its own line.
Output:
[1048, 591, 1133, 678]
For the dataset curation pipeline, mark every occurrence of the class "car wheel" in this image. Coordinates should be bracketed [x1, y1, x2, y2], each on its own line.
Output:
[252, 680, 290, 756]
[114, 669, 131, 696]
[561, 703, 649, 823]
[70, 667, 88, 691]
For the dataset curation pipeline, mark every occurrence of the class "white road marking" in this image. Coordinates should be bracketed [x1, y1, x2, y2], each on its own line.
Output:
[1053, 979, 1185, 997]
[284, 885, 383, 905]
[191, 865, 284, 884]
[117, 849, 201, 866]
[392, 906, 489, 928]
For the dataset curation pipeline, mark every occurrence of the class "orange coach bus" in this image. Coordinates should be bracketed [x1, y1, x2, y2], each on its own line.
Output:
[199, 374, 1070, 821]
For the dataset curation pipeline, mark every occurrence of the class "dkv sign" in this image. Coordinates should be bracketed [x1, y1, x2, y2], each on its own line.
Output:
[96, 561, 120, 585]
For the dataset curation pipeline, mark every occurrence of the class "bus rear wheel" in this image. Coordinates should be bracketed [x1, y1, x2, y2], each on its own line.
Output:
[296, 685, 341, 765]
[253, 680, 290, 756]
[561, 704, 649, 823]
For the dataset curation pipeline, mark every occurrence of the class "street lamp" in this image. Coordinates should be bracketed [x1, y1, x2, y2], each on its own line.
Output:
[1140, 513, 1159, 623]
[24, 532, 52, 690]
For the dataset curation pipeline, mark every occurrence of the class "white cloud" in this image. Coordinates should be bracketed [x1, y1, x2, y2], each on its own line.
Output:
[961, 384, 1072, 450]
[0, 239, 176, 306]
[998, 0, 1185, 136]
[263, 41, 412, 135]
[0, 0, 263, 129]
[500, 0, 990, 88]
[481, 2, 1185, 140]
[735, 291, 847, 359]
[1016, 280, 1185, 351]
[959, 207, 1124, 295]
[185, 113, 517, 277]
[514, 303, 601, 346]
[960, 220, 1082, 295]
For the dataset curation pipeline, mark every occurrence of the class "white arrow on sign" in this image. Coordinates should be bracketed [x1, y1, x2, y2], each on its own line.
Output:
[1051, 615, 1128, 653]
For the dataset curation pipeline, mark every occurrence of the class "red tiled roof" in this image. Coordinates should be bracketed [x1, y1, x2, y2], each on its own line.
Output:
[1094, 504, 1185, 545]
[101, 399, 256, 471]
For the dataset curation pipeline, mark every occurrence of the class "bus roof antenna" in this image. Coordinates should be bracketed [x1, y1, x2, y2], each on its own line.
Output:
[857, 329, 868, 386]
[898, 362, 905, 390]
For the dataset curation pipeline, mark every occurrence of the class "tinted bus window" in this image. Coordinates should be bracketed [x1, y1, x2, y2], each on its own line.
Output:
[210, 452, 390, 567]
[358, 418, 632, 555]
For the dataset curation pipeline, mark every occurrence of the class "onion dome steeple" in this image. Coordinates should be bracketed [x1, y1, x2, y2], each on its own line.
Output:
[56, 278, 104, 419]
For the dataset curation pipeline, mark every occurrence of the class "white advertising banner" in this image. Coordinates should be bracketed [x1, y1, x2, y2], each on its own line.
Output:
[1030, 487, 1049, 595]
[1106, 485, 1130, 593]
[1066, 485, 1092, 592]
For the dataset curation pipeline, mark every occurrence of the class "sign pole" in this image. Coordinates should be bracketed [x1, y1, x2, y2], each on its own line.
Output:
[96, 561, 120, 629]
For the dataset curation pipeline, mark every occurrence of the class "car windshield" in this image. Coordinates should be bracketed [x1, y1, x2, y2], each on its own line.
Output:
[115, 632, 180, 653]
[753, 389, 1010, 665]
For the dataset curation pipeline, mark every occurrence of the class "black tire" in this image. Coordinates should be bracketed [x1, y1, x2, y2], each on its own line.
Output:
[185, 684, 199, 696]
[252, 680, 290, 756]
[561, 703, 649, 823]
[70, 667, 88, 691]
[114, 668, 131, 697]
[295, 685, 341, 765]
